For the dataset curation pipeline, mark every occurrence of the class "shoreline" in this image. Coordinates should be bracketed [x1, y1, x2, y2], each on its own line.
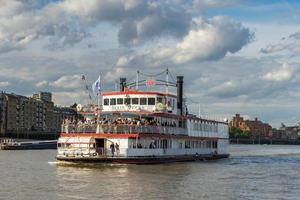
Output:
[230, 138, 300, 145]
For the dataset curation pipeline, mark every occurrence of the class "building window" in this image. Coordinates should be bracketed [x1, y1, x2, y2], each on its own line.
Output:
[132, 98, 139, 105]
[117, 98, 123, 105]
[148, 98, 155, 105]
[140, 98, 147, 105]
[110, 98, 116, 105]
[104, 99, 109, 105]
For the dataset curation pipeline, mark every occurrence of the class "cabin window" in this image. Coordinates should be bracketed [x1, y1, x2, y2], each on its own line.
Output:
[125, 98, 131, 105]
[157, 97, 166, 104]
[157, 97, 163, 103]
[132, 98, 139, 105]
[148, 97, 155, 105]
[104, 99, 109, 105]
[140, 98, 147, 105]
[117, 98, 124, 105]
[110, 98, 116, 105]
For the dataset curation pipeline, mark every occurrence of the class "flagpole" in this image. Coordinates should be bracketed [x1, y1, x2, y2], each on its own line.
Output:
[96, 75, 101, 133]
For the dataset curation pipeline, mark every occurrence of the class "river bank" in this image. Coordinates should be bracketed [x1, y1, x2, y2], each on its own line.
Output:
[230, 138, 300, 145]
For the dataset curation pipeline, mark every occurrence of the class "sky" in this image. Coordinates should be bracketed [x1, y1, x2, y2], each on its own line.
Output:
[0, 0, 300, 127]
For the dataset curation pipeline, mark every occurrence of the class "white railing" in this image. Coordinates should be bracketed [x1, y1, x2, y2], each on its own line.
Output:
[61, 124, 187, 135]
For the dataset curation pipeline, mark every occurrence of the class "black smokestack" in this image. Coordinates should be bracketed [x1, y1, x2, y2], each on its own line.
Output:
[177, 76, 184, 115]
[120, 78, 126, 91]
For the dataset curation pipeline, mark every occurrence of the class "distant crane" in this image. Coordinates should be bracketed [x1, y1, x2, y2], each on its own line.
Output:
[81, 75, 93, 106]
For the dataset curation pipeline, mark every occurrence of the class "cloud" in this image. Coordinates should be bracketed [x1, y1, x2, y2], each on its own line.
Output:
[193, 0, 239, 8]
[261, 30, 300, 55]
[103, 67, 125, 83]
[0, 0, 202, 53]
[118, 16, 253, 66]
[173, 16, 253, 63]
[49, 75, 83, 89]
[52, 91, 85, 106]
[263, 63, 293, 82]
[0, 81, 10, 87]
[35, 80, 48, 87]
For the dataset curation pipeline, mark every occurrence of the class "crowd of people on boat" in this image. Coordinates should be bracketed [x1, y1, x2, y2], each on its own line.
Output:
[62, 117, 178, 127]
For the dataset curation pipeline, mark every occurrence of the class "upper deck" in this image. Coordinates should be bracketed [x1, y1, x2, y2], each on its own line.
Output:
[102, 90, 179, 115]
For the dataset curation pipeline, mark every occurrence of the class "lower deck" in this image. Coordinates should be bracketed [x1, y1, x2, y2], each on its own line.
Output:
[57, 134, 229, 161]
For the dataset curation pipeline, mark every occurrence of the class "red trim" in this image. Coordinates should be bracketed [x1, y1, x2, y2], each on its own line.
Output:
[101, 91, 177, 98]
[60, 133, 138, 138]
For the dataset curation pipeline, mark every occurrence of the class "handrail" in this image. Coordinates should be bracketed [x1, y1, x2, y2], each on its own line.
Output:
[61, 124, 187, 135]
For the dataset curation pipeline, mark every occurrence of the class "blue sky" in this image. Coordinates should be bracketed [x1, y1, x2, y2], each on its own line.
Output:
[0, 0, 299, 127]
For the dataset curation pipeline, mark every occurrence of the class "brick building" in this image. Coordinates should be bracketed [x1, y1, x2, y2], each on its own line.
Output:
[230, 114, 273, 138]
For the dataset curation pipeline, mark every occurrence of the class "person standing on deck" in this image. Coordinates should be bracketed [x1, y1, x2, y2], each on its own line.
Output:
[110, 143, 115, 157]
[115, 143, 120, 156]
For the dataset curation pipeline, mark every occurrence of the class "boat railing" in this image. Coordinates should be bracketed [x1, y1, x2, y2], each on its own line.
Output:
[61, 124, 187, 135]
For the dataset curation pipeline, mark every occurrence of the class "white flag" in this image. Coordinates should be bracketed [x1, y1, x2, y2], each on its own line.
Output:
[92, 75, 101, 93]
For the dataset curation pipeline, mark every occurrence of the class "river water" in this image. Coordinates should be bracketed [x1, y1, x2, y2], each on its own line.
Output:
[0, 145, 299, 200]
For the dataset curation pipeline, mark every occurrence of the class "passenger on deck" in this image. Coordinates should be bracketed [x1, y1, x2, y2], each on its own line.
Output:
[110, 143, 115, 157]
[115, 143, 120, 155]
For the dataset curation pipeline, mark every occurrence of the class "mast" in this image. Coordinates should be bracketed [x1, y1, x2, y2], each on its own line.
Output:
[136, 70, 139, 90]
[95, 74, 102, 133]
[165, 68, 169, 94]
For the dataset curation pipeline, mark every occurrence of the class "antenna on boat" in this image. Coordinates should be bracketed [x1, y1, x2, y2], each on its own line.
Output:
[136, 70, 139, 90]
[165, 68, 169, 94]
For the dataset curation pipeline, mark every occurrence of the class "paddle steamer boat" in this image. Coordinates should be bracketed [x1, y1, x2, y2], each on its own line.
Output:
[56, 71, 229, 164]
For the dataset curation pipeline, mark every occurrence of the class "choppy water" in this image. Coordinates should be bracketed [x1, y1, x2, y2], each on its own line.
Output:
[0, 145, 300, 200]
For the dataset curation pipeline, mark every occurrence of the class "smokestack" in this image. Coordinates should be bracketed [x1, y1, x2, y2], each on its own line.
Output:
[120, 78, 126, 91]
[177, 76, 184, 115]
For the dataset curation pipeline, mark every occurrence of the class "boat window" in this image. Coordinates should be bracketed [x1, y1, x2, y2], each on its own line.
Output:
[117, 98, 124, 105]
[125, 97, 131, 105]
[110, 98, 116, 105]
[58, 143, 62, 147]
[148, 97, 155, 105]
[157, 97, 163, 103]
[104, 98, 109, 105]
[140, 98, 147, 105]
[132, 98, 139, 105]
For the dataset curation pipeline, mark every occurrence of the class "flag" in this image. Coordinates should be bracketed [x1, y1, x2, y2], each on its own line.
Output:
[92, 75, 101, 93]
[146, 79, 155, 87]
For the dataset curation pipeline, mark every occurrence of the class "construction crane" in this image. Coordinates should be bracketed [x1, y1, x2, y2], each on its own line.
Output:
[81, 75, 93, 106]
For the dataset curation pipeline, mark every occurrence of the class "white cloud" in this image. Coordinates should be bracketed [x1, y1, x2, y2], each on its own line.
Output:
[35, 80, 48, 87]
[0, 81, 10, 87]
[263, 63, 293, 82]
[261, 30, 300, 55]
[52, 91, 86, 106]
[0, 0, 198, 53]
[116, 56, 130, 67]
[103, 67, 125, 83]
[119, 16, 253, 66]
[49, 75, 83, 89]
[173, 16, 253, 63]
